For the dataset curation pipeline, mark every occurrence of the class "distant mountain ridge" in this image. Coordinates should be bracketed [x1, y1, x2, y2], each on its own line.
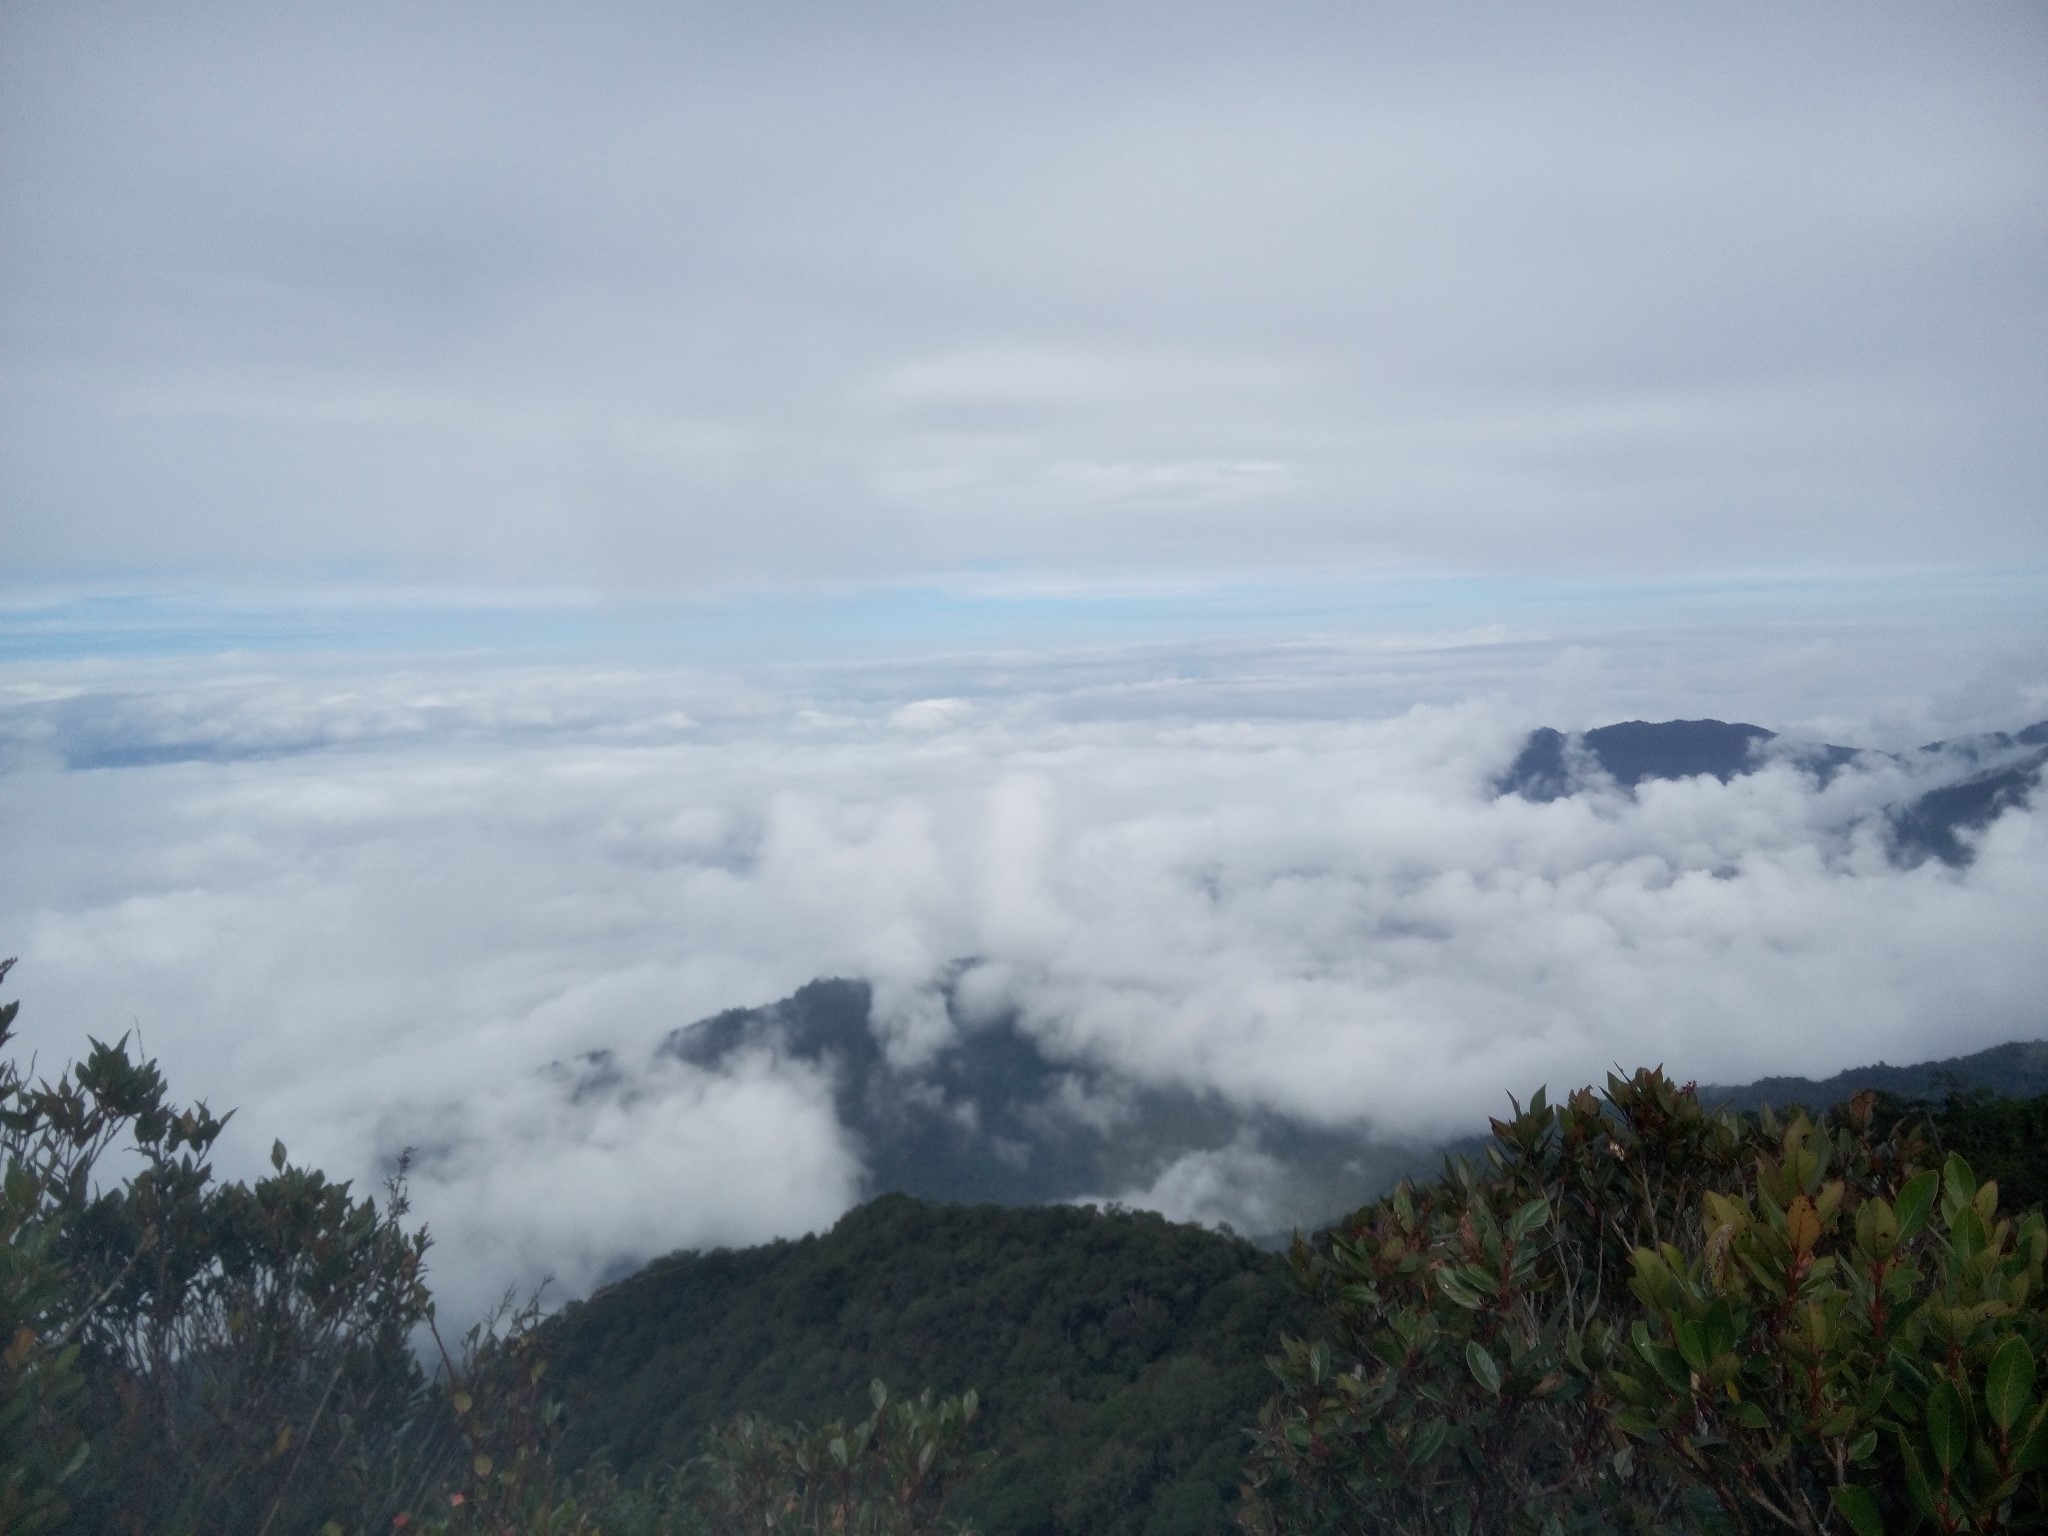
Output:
[1496, 716, 2048, 866]
[652, 975, 1420, 1239]
[545, 715, 2048, 1252]
[1698, 1038, 2048, 1114]
[631, 974, 2046, 1248]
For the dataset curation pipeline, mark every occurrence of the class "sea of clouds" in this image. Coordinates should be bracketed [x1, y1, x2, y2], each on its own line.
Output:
[3, 633, 2045, 1319]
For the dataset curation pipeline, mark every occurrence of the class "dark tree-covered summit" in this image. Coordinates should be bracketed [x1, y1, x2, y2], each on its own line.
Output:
[1497, 719, 1784, 801]
[541, 1195, 1316, 1536]
[1495, 715, 2048, 868]
[609, 972, 2048, 1272]
[1701, 1038, 2048, 1116]
[655, 975, 1426, 1230]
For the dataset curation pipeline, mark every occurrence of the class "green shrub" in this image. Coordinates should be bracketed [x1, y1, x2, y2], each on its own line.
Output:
[2, 960, 995, 1536]
[0, 959, 444, 1533]
[1244, 1073, 2047, 1536]
[1618, 1141, 2045, 1534]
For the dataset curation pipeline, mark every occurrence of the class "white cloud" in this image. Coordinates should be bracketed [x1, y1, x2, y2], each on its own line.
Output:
[1081, 1138, 1299, 1239]
[409, 1047, 860, 1321]
[2, 645, 2043, 1316]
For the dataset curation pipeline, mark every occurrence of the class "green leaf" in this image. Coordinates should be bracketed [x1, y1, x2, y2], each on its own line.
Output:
[1831, 1483, 1884, 1536]
[1466, 1341, 1502, 1396]
[1457, 1261, 1500, 1297]
[1893, 1171, 1938, 1241]
[1436, 1270, 1487, 1310]
[2012, 1399, 2048, 1471]
[1393, 1183, 1416, 1230]
[1941, 1153, 1976, 1224]
[1608, 1370, 1649, 1406]
[1985, 1336, 2034, 1435]
[1508, 1197, 1549, 1241]
[1637, 1338, 1691, 1393]
[1703, 1299, 1740, 1361]
[1898, 1437, 1939, 1523]
[1855, 1196, 1899, 1261]
[1925, 1379, 1968, 1475]
[1410, 1417, 1448, 1465]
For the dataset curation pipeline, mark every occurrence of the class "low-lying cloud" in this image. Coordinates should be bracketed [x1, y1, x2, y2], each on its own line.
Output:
[3, 648, 2044, 1319]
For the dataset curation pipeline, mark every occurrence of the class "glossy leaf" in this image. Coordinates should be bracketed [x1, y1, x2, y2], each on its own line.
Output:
[1986, 1336, 2035, 1435]
[1924, 1378, 1968, 1476]
[1464, 1340, 1501, 1396]
[1893, 1170, 1939, 1241]
[1410, 1416, 1447, 1465]
[1898, 1437, 1939, 1523]
[1508, 1197, 1550, 1242]
[1831, 1482, 1884, 1536]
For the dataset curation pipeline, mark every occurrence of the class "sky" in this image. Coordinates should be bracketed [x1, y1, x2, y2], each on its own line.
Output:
[2, 3, 2045, 1317]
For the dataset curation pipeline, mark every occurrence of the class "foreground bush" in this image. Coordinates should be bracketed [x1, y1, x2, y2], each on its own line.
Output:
[1243, 1072, 2046, 1536]
[0, 958, 453, 1532]
[0, 962, 991, 1536]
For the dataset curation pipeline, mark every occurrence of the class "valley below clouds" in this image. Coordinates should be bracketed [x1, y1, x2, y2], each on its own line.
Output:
[3, 638, 2044, 1320]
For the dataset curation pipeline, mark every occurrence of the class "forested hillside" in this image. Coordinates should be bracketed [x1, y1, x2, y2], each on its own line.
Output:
[536, 1077, 2048, 1536]
[1874, 1085, 2048, 1212]
[584, 959, 2048, 1253]
[655, 975, 1432, 1240]
[542, 1196, 1315, 1536]
[1702, 1039, 2048, 1115]
[7, 953, 2046, 1535]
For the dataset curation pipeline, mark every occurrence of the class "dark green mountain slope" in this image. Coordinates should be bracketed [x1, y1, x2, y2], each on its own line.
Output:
[630, 975, 2044, 1244]
[1873, 1086, 2048, 1214]
[534, 1079, 2045, 1535]
[657, 975, 1432, 1232]
[542, 1195, 1316, 1536]
[1693, 1041, 2048, 1214]
[1700, 1038, 2048, 1114]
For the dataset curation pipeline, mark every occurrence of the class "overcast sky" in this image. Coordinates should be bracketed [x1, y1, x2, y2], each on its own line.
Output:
[3, 3, 2043, 603]
[3, 6, 2046, 1317]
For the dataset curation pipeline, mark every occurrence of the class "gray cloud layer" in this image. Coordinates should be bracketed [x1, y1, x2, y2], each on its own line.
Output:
[4, 646, 2043, 1317]
[4, 4, 2043, 589]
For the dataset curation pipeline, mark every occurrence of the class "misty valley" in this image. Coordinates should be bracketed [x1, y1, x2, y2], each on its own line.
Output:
[7, 717, 2048, 1532]
[7, 717, 2048, 1536]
